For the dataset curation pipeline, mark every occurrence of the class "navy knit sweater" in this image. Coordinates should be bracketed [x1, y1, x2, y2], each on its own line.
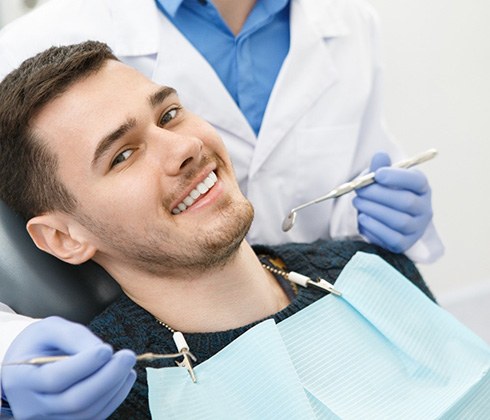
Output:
[89, 240, 432, 418]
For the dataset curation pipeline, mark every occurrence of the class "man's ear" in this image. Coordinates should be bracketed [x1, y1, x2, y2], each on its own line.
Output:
[26, 213, 96, 265]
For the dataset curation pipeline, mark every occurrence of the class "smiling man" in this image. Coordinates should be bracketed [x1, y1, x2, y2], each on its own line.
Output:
[0, 41, 432, 417]
[26, 61, 254, 282]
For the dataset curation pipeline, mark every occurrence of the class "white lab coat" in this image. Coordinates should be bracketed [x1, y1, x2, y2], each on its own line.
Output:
[0, 305, 37, 361]
[0, 305, 38, 407]
[0, 0, 443, 357]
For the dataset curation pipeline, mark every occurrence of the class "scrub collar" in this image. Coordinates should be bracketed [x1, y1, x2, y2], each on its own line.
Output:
[156, 0, 289, 19]
[155, 0, 183, 17]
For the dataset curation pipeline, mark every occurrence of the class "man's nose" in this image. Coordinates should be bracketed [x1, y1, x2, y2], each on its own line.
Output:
[154, 130, 203, 176]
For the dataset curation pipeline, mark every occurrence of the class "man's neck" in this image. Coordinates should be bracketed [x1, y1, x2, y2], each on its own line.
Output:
[212, 0, 256, 36]
[109, 242, 290, 333]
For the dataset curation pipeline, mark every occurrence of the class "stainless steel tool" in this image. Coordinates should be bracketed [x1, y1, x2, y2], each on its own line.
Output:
[281, 148, 438, 232]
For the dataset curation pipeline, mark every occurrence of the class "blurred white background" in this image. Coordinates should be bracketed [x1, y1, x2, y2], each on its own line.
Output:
[369, 0, 490, 342]
[1, 0, 488, 341]
[0, 0, 48, 24]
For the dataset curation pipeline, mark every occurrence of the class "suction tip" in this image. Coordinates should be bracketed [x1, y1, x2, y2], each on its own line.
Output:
[282, 212, 296, 232]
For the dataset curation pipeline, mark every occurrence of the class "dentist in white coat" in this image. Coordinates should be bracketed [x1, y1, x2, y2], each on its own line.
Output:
[0, 0, 443, 417]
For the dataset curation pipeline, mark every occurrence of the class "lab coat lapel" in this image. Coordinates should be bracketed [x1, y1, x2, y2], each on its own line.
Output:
[251, 0, 349, 176]
[151, 14, 256, 146]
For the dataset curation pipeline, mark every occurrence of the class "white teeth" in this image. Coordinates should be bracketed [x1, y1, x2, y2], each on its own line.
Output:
[171, 171, 217, 215]
[197, 183, 209, 194]
[203, 177, 214, 188]
[183, 196, 194, 206]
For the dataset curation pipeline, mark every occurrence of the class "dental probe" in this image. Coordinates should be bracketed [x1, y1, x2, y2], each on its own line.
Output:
[281, 148, 438, 232]
[3, 351, 197, 366]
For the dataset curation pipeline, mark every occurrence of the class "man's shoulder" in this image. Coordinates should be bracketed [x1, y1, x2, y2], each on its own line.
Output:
[327, 0, 380, 21]
[299, 0, 380, 25]
[266, 239, 380, 265]
[254, 239, 372, 280]
[0, 0, 110, 78]
[0, 0, 113, 44]
[261, 240, 433, 299]
[333, 0, 381, 37]
[88, 294, 148, 350]
[0, 0, 161, 79]
[294, 0, 382, 55]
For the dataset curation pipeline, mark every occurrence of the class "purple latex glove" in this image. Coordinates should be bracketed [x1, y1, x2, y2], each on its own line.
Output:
[2, 316, 136, 419]
[353, 152, 433, 253]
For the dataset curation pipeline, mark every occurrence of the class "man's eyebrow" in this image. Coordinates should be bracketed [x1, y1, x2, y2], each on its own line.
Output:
[91, 87, 177, 169]
[148, 86, 177, 107]
[92, 118, 137, 168]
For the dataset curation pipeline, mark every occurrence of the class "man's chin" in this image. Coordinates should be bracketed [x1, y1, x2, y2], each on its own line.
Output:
[79, 196, 254, 276]
[188, 199, 254, 270]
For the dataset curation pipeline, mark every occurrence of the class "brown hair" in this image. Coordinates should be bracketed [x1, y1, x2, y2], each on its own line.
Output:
[0, 41, 117, 220]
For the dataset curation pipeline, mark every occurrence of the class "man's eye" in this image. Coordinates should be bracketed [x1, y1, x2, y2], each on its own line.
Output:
[111, 149, 133, 168]
[159, 107, 181, 126]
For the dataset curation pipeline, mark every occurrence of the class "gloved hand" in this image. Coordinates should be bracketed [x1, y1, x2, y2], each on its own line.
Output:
[1, 316, 136, 419]
[353, 152, 433, 253]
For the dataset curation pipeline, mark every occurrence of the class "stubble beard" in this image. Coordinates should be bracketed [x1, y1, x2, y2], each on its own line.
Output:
[77, 194, 254, 277]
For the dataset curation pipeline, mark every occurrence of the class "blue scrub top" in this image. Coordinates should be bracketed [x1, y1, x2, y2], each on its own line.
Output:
[155, 0, 290, 135]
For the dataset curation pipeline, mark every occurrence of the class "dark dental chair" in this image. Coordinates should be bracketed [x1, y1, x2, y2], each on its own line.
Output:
[0, 200, 122, 324]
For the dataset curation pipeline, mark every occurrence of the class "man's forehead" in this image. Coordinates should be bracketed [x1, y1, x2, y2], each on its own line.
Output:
[29, 64, 134, 152]
[58, 59, 158, 100]
[31, 61, 178, 172]
[33, 61, 164, 128]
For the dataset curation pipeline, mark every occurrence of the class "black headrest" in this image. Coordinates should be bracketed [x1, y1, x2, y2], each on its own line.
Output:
[0, 200, 122, 324]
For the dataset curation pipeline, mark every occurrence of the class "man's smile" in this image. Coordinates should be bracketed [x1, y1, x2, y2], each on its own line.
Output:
[171, 170, 218, 214]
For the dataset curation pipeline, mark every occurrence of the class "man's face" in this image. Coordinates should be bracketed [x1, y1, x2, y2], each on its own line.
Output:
[32, 60, 253, 277]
